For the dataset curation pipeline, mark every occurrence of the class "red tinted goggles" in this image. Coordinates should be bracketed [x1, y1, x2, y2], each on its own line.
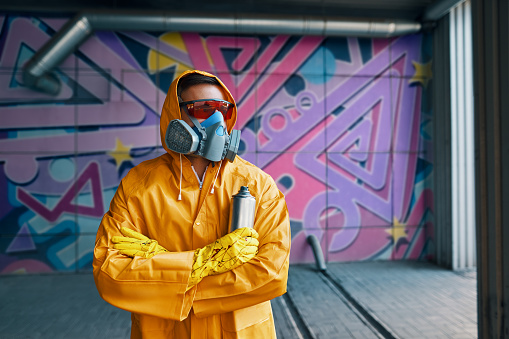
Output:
[179, 99, 234, 120]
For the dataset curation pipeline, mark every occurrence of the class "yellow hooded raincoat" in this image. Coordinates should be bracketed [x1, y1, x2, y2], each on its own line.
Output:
[93, 70, 291, 338]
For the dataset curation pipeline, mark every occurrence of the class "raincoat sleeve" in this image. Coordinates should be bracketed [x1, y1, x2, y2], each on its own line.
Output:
[192, 177, 291, 317]
[93, 179, 196, 321]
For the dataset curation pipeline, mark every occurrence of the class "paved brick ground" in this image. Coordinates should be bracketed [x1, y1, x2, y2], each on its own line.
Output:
[0, 273, 130, 339]
[325, 261, 477, 339]
[0, 261, 477, 338]
[285, 265, 380, 338]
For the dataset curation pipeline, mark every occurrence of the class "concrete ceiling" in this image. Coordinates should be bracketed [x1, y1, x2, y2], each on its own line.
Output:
[1, 0, 440, 21]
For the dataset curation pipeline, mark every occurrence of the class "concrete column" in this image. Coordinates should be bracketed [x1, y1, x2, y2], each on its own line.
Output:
[471, 0, 509, 337]
[450, 1, 476, 269]
[433, 1, 476, 270]
[432, 14, 453, 269]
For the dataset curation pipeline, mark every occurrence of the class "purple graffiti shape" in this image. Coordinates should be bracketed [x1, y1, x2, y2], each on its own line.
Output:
[2, 154, 39, 184]
[206, 36, 260, 91]
[329, 118, 371, 160]
[303, 189, 362, 252]
[327, 190, 362, 251]
[326, 77, 393, 189]
[16, 161, 104, 222]
[6, 223, 36, 253]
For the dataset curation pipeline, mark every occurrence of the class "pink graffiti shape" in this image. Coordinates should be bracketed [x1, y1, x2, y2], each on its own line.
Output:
[181, 33, 214, 73]
[206, 36, 260, 91]
[1, 259, 53, 274]
[16, 161, 104, 222]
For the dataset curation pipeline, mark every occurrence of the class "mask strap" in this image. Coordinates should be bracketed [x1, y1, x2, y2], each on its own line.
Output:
[210, 160, 222, 194]
[188, 115, 204, 129]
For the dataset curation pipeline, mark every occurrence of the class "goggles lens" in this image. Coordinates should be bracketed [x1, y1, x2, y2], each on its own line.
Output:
[179, 99, 234, 120]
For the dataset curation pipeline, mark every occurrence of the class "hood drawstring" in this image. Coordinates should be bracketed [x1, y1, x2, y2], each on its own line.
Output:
[210, 160, 223, 194]
[178, 154, 182, 201]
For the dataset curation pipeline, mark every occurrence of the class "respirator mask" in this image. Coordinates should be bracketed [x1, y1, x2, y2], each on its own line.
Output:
[165, 99, 241, 162]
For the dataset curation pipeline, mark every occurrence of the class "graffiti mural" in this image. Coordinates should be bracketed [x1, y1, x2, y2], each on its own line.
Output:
[0, 15, 433, 274]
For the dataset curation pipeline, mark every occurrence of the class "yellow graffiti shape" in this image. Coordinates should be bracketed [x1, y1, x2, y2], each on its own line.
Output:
[108, 138, 133, 170]
[409, 60, 433, 88]
[386, 217, 408, 244]
[147, 32, 191, 78]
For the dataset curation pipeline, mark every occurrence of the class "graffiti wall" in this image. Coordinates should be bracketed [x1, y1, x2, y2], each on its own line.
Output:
[0, 15, 434, 274]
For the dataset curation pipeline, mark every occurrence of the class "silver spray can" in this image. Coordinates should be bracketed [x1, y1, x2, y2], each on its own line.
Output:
[228, 186, 256, 231]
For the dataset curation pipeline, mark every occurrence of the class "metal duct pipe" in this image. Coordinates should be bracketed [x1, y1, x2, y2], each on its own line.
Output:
[307, 234, 327, 272]
[22, 11, 421, 95]
[23, 15, 93, 95]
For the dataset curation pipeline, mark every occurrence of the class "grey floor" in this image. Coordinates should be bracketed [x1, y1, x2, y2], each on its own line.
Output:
[0, 261, 477, 338]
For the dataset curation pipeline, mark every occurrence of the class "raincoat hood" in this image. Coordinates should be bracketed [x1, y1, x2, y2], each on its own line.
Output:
[159, 70, 238, 157]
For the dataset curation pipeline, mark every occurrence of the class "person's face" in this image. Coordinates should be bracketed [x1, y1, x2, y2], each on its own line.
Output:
[180, 84, 228, 127]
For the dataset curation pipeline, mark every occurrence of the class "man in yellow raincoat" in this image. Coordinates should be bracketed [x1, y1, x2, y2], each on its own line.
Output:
[93, 69, 291, 338]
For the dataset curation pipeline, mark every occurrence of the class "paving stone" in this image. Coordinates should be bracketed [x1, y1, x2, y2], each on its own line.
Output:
[287, 265, 379, 338]
[326, 261, 477, 339]
[271, 296, 303, 339]
[0, 261, 478, 338]
[0, 274, 130, 339]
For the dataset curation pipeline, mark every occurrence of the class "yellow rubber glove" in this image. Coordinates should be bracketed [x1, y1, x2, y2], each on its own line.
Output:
[112, 227, 169, 259]
[188, 227, 259, 290]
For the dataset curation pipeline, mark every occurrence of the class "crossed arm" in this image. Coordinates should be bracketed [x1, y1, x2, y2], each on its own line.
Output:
[111, 226, 260, 290]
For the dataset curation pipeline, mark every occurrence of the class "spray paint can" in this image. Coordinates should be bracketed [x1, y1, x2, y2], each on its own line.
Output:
[228, 186, 256, 231]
